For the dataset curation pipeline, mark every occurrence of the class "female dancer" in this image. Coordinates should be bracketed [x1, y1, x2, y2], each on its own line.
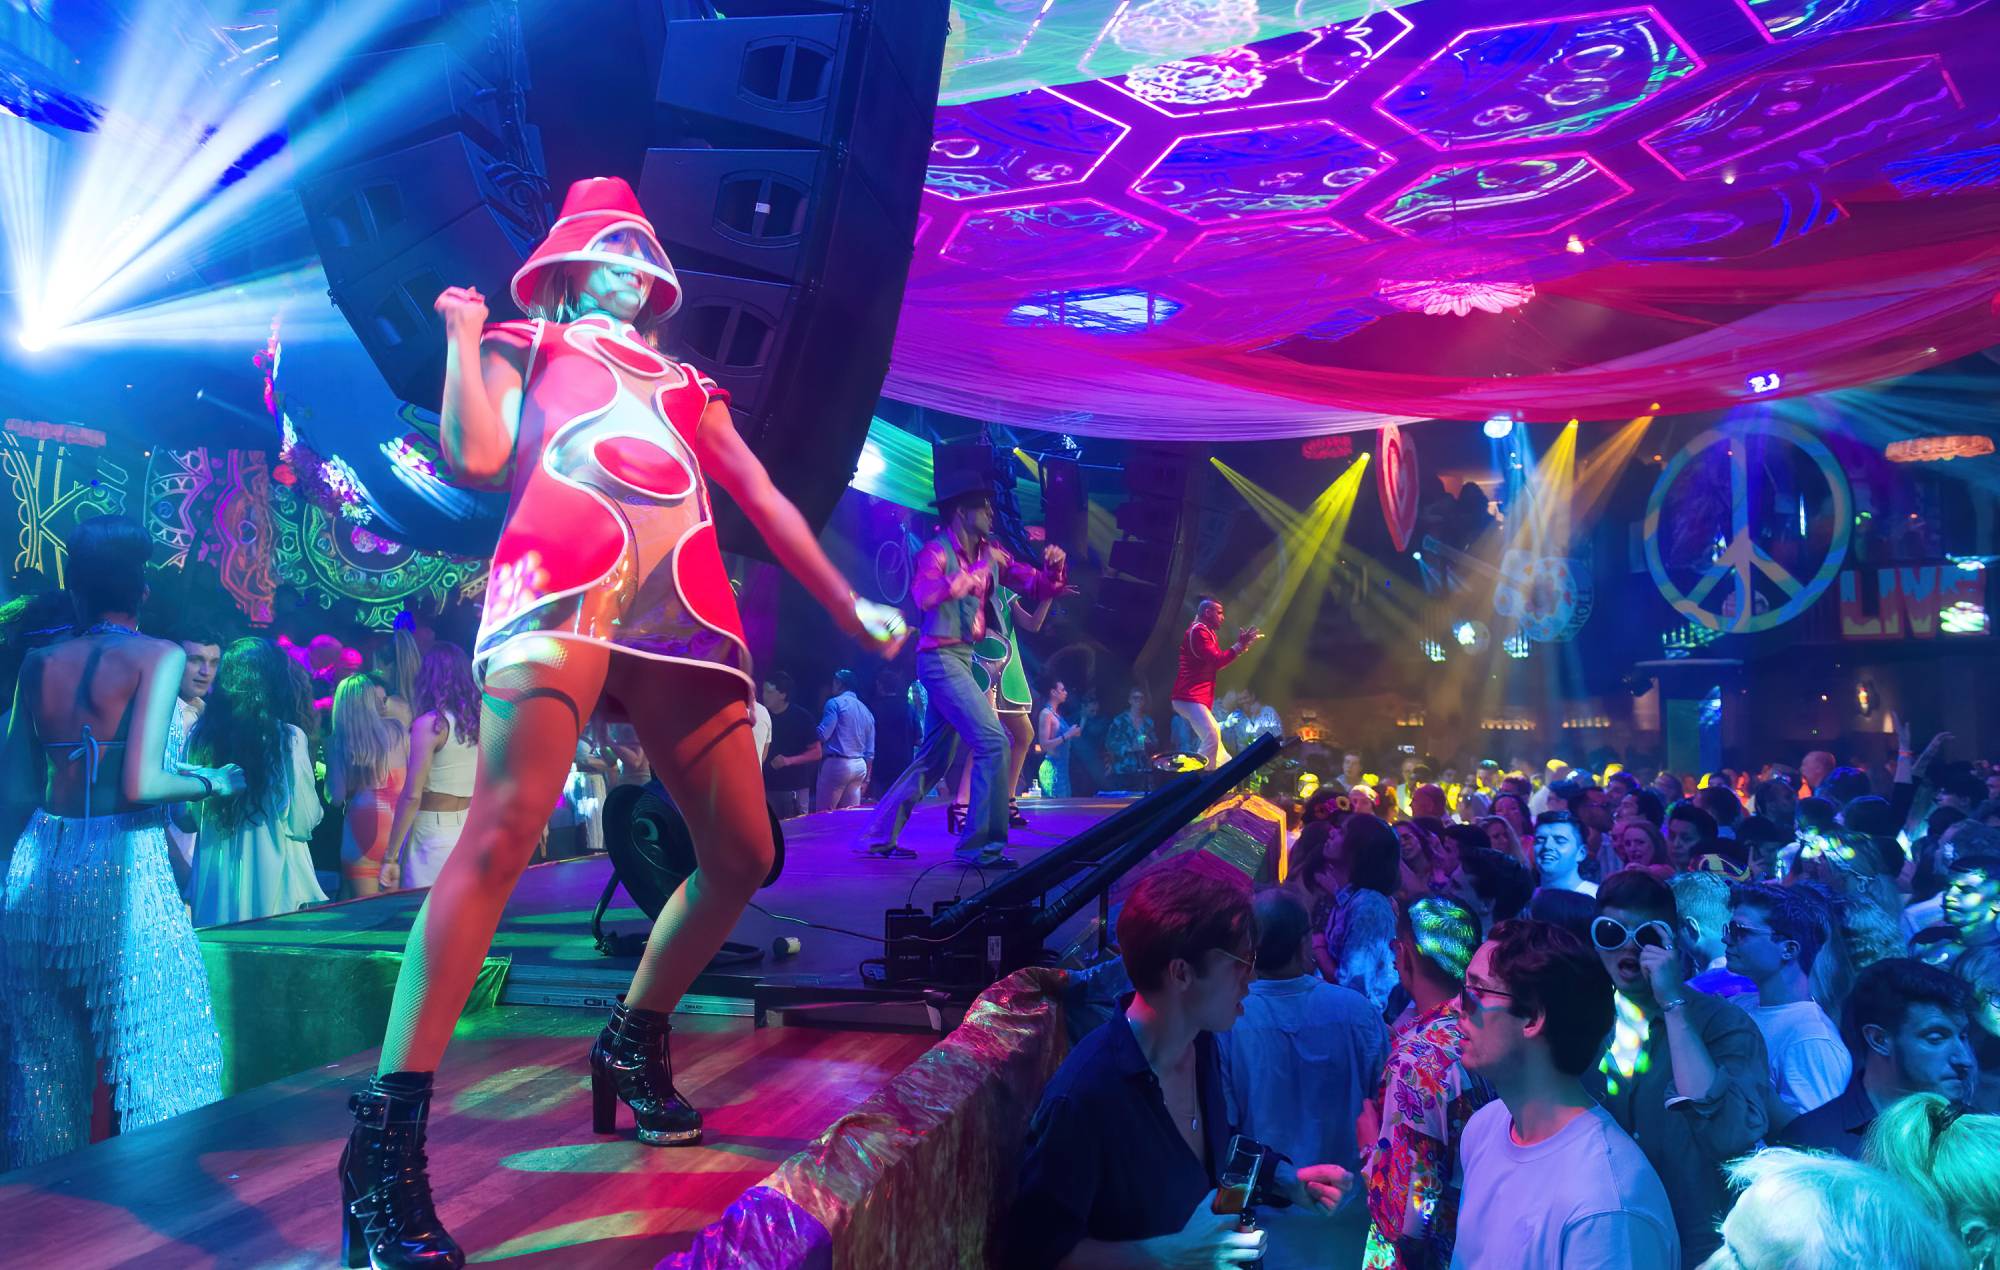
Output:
[338, 176, 905, 1269]
[378, 642, 480, 891]
[0, 516, 245, 1167]
[327, 674, 408, 900]
[1037, 678, 1082, 798]
[189, 638, 327, 926]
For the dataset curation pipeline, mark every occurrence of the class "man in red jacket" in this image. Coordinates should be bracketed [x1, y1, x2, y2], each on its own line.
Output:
[1170, 596, 1260, 768]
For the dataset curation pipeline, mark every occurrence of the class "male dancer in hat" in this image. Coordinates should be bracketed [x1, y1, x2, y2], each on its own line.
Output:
[860, 466, 1066, 868]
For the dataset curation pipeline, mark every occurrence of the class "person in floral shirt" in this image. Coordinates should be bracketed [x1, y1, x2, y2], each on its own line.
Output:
[1361, 897, 1494, 1269]
[1104, 687, 1158, 777]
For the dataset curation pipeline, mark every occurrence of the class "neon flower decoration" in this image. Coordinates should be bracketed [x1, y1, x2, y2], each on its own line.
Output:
[1379, 277, 1536, 317]
[1124, 48, 1269, 107]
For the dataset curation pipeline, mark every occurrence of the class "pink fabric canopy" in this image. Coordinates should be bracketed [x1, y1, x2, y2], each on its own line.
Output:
[887, 0, 2000, 437]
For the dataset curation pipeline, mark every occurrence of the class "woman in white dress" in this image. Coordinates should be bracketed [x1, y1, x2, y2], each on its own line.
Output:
[0, 516, 245, 1167]
[189, 638, 327, 925]
[379, 642, 480, 890]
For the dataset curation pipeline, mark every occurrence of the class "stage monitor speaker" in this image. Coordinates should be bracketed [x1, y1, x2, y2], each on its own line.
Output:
[1097, 575, 1162, 617]
[1125, 448, 1191, 502]
[298, 134, 544, 404]
[285, 0, 549, 408]
[639, 0, 951, 557]
[1109, 537, 1172, 583]
[1115, 496, 1181, 543]
[311, 45, 506, 169]
[1042, 457, 1086, 553]
[932, 441, 998, 482]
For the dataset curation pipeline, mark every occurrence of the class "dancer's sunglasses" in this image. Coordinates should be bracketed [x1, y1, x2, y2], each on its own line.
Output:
[1590, 916, 1674, 953]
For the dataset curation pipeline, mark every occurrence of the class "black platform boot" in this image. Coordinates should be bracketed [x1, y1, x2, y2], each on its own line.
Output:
[339, 1072, 464, 1270]
[946, 802, 968, 834]
[590, 999, 703, 1146]
[1008, 799, 1029, 829]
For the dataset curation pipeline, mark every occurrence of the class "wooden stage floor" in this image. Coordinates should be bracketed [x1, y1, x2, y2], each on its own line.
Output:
[198, 796, 1132, 1007]
[0, 1004, 935, 1268]
[0, 797, 1138, 1267]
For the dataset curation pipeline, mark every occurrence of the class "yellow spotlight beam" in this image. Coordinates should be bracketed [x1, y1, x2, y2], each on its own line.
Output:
[1237, 456, 1370, 697]
[1518, 420, 1577, 553]
[1571, 416, 1653, 532]
[1211, 456, 1306, 534]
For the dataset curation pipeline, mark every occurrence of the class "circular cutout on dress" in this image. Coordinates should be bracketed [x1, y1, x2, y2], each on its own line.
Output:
[594, 435, 696, 500]
[674, 522, 746, 643]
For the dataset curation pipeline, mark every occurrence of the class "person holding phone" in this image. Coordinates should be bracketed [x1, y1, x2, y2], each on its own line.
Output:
[1582, 870, 1772, 1268]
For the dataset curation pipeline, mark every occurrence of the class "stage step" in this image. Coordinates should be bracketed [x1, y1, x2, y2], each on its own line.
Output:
[0, 1004, 933, 1268]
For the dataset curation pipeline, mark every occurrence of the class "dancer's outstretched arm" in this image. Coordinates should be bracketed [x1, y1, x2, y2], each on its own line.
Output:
[695, 399, 905, 654]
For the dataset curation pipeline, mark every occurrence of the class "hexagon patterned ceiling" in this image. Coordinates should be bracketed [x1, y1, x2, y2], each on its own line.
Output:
[891, 0, 2000, 437]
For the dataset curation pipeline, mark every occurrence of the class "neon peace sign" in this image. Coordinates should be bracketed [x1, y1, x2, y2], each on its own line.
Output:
[1644, 418, 1851, 635]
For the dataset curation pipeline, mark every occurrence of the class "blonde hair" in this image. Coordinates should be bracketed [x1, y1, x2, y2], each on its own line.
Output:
[325, 674, 408, 804]
[1722, 1147, 1968, 1270]
[529, 264, 662, 348]
[388, 630, 419, 705]
[1866, 1093, 2000, 1248]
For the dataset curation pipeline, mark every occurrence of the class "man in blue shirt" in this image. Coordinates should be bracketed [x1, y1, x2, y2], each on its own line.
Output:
[1217, 888, 1387, 1269]
[813, 668, 875, 811]
[1009, 863, 1354, 1269]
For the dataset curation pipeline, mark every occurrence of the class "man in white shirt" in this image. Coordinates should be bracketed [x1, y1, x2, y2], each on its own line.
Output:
[1451, 918, 1678, 1270]
[1532, 811, 1597, 897]
[1724, 882, 1851, 1124]
[166, 627, 222, 886]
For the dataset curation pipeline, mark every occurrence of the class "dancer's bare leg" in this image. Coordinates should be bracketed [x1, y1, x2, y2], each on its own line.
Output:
[1001, 710, 1034, 797]
[618, 666, 775, 1013]
[377, 638, 608, 1074]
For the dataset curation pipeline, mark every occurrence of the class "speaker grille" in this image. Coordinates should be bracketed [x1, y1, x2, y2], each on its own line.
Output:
[715, 174, 809, 243]
[740, 38, 833, 108]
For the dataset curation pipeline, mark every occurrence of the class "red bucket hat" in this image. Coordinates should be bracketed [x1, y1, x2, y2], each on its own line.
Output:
[511, 176, 683, 322]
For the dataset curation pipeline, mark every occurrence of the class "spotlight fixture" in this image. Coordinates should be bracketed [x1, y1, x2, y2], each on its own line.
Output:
[16, 325, 52, 353]
[1483, 414, 1515, 439]
[1420, 638, 1447, 663]
[1452, 620, 1490, 653]
[1748, 371, 1783, 394]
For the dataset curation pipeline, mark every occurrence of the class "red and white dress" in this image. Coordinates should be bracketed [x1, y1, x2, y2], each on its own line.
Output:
[472, 311, 752, 701]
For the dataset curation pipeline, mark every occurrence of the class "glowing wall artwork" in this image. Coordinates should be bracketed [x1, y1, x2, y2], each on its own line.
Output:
[1838, 563, 1990, 639]
[2, 432, 128, 585]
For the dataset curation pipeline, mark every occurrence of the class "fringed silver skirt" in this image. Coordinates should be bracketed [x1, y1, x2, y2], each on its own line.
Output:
[2, 807, 223, 1169]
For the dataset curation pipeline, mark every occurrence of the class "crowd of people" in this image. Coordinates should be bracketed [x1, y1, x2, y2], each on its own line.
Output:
[8, 518, 2000, 1270]
[1009, 742, 2000, 1269]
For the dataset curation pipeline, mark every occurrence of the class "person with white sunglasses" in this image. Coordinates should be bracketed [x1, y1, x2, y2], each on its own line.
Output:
[1582, 870, 1773, 1269]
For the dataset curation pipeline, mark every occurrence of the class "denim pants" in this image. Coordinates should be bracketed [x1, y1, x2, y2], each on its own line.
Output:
[864, 646, 1010, 858]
